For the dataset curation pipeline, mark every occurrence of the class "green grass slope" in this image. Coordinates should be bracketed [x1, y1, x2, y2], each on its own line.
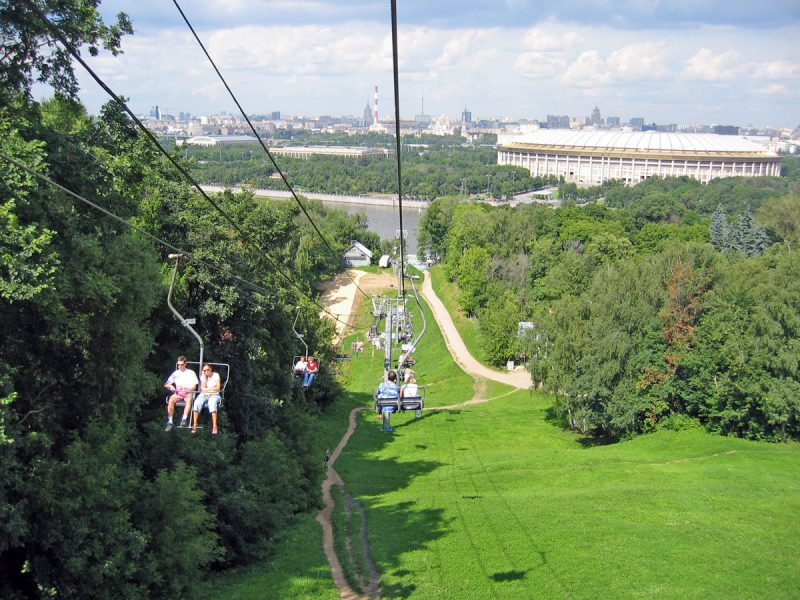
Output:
[206, 279, 800, 599]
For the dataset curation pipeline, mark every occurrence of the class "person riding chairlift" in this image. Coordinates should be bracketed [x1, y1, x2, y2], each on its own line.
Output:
[303, 355, 319, 387]
[293, 355, 307, 379]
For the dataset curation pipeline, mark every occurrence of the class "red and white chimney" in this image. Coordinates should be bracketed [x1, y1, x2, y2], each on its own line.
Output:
[373, 86, 379, 125]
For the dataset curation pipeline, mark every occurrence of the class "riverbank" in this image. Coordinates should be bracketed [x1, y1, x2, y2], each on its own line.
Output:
[201, 185, 429, 209]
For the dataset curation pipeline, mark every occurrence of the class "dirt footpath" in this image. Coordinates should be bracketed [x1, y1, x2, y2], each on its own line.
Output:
[317, 270, 397, 343]
[419, 270, 532, 390]
[315, 268, 530, 599]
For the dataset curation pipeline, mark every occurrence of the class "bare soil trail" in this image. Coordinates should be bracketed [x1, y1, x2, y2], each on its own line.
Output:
[315, 269, 531, 598]
[418, 270, 532, 390]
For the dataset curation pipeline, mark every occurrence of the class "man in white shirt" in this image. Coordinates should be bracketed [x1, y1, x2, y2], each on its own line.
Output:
[164, 356, 199, 431]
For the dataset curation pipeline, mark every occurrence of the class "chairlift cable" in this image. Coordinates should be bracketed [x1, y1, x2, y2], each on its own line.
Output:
[20, 0, 354, 329]
[172, 0, 373, 302]
[389, 0, 406, 298]
[0, 151, 352, 329]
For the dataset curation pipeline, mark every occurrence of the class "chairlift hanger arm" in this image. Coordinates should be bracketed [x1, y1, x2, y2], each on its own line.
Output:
[167, 254, 205, 367]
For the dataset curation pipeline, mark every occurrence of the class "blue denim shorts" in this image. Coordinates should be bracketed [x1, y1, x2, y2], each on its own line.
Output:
[193, 393, 221, 413]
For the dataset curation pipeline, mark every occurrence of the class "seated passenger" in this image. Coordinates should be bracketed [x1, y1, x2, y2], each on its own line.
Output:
[400, 377, 419, 399]
[293, 355, 307, 378]
[375, 370, 399, 415]
[303, 355, 319, 387]
[192, 363, 221, 435]
[164, 355, 199, 431]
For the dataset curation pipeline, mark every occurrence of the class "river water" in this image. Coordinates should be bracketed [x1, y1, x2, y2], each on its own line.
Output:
[321, 200, 425, 253]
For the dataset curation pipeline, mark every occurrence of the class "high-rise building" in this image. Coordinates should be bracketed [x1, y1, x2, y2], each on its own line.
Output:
[607, 116, 620, 128]
[713, 125, 740, 135]
[270, 111, 281, 120]
[363, 101, 372, 126]
[590, 106, 602, 127]
[461, 107, 472, 124]
[630, 117, 645, 131]
[414, 91, 430, 125]
[546, 114, 570, 129]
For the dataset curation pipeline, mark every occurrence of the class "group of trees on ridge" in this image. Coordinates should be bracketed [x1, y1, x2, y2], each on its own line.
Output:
[419, 174, 800, 442]
[0, 3, 379, 596]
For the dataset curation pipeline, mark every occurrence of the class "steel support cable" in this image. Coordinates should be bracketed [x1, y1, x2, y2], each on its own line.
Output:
[171, 0, 372, 301]
[0, 151, 356, 329]
[0, 151, 263, 296]
[389, 0, 406, 298]
[20, 0, 349, 327]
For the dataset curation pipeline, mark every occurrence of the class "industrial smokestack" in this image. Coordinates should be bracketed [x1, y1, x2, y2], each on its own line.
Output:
[373, 86, 379, 125]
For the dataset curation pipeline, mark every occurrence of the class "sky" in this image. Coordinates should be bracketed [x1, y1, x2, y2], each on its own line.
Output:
[64, 0, 800, 128]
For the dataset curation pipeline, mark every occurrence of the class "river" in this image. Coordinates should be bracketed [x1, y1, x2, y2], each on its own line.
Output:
[321, 200, 425, 253]
[201, 185, 427, 253]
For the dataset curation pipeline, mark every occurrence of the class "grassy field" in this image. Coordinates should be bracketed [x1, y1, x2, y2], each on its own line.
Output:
[205, 279, 800, 599]
[428, 265, 492, 367]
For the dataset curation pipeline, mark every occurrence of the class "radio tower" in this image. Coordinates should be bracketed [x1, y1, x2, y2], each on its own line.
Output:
[373, 85, 379, 125]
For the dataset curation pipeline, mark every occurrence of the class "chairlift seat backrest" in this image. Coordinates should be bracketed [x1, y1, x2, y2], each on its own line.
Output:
[167, 361, 230, 410]
[400, 385, 426, 411]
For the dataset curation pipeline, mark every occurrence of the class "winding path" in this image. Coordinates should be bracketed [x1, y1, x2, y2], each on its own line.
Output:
[316, 269, 531, 598]
[419, 270, 532, 390]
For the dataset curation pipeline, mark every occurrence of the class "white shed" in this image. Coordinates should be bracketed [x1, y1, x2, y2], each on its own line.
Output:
[342, 240, 374, 267]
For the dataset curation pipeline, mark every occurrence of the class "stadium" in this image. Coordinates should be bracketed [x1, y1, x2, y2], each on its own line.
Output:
[497, 130, 782, 186]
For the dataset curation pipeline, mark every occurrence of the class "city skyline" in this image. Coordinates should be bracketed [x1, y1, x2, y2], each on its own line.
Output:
[56, 0, 800, 128]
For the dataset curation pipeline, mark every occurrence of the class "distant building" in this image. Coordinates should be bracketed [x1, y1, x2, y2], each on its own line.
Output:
[713, 125, 740, 136]
[546, 115, 570, 129]
[461, 107, 472, 124]
[342, 241, 373, 267]
[606, 116, 620, 128]
[629, 117, 645, 131]
[270, 146, 391, 159]
[183, 135, 259, 147]
[270, 111, 281, 120]
[363, 101, 373, 126]
[497, 130, 781, 186]
[590, 106, 602, 127]
[414, 113, 432, 125]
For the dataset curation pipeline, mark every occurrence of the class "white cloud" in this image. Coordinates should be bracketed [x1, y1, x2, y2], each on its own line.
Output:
[515, 52, 566, 78]
[522, 26, 581, 52]
[607, 42, 669, 80]
[755, 83, 786, 94]
[562, 50, 611, 87]
[752, 60, 799, 79]
[683, 48, 745, 81]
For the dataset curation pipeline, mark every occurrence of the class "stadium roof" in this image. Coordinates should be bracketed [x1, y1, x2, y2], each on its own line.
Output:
[498, 130, 776, 155]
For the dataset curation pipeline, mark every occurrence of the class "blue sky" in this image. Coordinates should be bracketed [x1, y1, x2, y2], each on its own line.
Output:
[67, 0, 800, 127]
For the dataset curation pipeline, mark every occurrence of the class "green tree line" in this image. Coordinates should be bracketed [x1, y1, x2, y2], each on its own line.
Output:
[0, 3, 376, 595]
[420, 174, 800, 442]
[181, 140, 550, 200]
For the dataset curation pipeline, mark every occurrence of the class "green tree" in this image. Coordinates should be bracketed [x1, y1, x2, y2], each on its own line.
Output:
[755, 195, 800, 251]
[478, 290, 524, 366]
[709, 203, 730, 251]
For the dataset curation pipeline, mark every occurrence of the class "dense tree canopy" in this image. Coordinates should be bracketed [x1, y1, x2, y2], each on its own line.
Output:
[0, 7, 376, 594]
[420, 175, 800, 443]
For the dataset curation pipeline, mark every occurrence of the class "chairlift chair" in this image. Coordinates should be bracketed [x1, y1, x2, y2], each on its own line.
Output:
[164, 253, 232, 434]
[170, 361, 230, 430]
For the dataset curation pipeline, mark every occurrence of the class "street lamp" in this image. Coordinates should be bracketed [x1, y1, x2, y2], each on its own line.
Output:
[486, 174, 493, 196]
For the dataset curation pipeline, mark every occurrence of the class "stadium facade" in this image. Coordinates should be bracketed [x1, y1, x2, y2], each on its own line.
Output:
[497, 131, 782, 186]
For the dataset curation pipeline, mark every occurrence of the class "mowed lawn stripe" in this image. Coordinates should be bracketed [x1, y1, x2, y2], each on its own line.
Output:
[346, 387, 800, 599]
